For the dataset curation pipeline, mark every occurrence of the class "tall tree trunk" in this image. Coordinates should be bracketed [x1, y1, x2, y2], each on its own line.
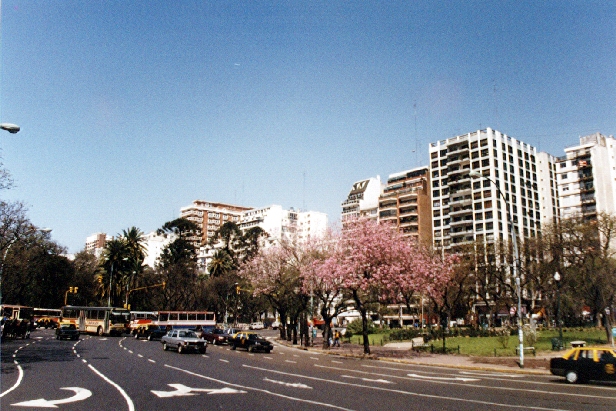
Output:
[360, 307, 370, 355]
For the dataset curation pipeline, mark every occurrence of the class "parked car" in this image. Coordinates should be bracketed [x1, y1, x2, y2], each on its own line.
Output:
[228, 331, 273, 353]
[201, 328, 228, 345]
[550, 346, 616, 383]
[55, 322, 79, 341]
[249, 322, 264, 330]
[161, 329, 207, 354]
[133, 324, 167, 341]
[270, 321, 281, 330]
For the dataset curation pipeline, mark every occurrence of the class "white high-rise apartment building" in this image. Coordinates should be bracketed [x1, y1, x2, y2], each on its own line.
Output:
[341, 176, 384, 225]
[239, 205, 327, 244]
[142, 231, 177, 268]
[556, 133, 616, 220]
[429, 128, 557, 249]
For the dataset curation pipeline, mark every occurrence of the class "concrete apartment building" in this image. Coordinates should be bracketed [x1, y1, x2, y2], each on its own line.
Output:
[341, 176, 384, 225]
[378, 166, 432, 244]
[556, 133, 616, 220]
[85, 233, 110, 257]
[179, 200, 253, 248]
[429, 128, 556, 249]
[239, 204, 328, 244]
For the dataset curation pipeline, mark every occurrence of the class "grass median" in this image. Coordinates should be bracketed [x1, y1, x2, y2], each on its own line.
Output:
[345, 328, 608, 356]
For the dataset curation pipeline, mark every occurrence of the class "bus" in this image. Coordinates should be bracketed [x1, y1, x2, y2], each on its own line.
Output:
[33, 307, 62, 328]
[154, 311, 216, 330]
[129, 311, 158, 331]
[1, 304, 33, 322]
[60, 306, 131, 336]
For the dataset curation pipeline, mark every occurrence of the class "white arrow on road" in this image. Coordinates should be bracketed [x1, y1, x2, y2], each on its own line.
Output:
[407, 373, 479, 382]
[12, 387, 92, 408]
[151, 384, 246, 398]
[341, 375, 393, 384]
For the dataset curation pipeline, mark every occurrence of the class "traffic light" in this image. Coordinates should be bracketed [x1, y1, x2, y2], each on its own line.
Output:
[236, 285, 241, 294]
[162, 281, 166, 289]
[69, 287, 74, 293]
[73, 287, 78, 294]
[69, 287, 78, 294]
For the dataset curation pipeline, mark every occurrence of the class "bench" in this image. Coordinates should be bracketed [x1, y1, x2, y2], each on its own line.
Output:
[411, 337, 431, 351]
[515, 346, 536, 356]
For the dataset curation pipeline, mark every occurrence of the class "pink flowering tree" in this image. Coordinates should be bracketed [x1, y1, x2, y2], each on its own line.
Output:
[326, 218, 456, 354]
[238, 239, 312, 344]
[301, 228, 349, 348]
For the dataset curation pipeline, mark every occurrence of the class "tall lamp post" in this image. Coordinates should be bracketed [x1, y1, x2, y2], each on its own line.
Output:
[469, 170, 524, 368]
[554, 271, 563, 346]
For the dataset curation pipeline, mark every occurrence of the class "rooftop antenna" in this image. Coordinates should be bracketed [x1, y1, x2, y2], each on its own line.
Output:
[493, 79, 499, 130]
[303, 171, 306, 211]
[414, 101, 418, 167]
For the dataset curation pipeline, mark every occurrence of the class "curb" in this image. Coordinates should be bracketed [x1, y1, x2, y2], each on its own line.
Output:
[272, 338, 551, 375]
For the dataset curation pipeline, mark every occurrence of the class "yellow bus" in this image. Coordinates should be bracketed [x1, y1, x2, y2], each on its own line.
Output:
[61, 306, 130, 336]
[33, 307, 62, 328]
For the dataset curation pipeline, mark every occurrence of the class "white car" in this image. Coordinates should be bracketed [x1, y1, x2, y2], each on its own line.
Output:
[249, 322, 264, 330]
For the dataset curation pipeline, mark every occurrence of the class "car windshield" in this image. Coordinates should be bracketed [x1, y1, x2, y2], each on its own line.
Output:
[248, 334, 261, 340]
[213, 329, 224, 334]
[179, 331, 197, 338]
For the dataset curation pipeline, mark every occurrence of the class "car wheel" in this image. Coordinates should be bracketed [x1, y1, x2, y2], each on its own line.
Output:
[163, 342, 168, 351]
[265, 349, 271, 353]
[199, 347, 206, 354]
[178, 345, 184, 354]
[248, 345, 254, 353]
[56, 335, 59, 340]
[97, 326, 103, 336]
[230, 344, 236, 350]
[134, 333, 139, 339]
[565, 370, 580, 384]
[147, 334, 153, 341]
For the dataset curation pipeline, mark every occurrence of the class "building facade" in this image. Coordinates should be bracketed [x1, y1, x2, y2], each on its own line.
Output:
[85, 233, 110, 257]
[378, 166, 432, 244]
[429, 128, 553, 249]
[556, 133, 616, 220]
[341, 176, 384, 225]
[179, 200, 253, 248]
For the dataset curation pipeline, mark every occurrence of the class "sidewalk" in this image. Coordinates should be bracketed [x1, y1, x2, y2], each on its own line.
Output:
[274, 337, 552, 375]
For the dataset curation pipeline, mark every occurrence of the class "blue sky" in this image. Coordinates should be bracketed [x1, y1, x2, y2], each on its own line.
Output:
[1, 1, 614, 253]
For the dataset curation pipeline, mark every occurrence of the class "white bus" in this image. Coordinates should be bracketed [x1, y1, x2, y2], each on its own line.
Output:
[61, 306, 130, 336]
[33, 307, 62, 328]
[129, 311, 158, 331]
[154, 311, 216, 330]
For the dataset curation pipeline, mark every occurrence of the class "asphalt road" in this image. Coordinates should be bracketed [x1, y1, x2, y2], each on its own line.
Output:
[2, 328, 616, 410]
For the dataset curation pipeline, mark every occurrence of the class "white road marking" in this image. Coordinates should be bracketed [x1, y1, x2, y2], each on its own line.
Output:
[87, 364, 135, 411]
[310, 357, 320, 360]
[148, 359, 156, 363]
[263, 378, 312, 389]
[341, 375, 393, 384]
[264, 356, 274, 359]
[219, 359, 229, 363]
[12, 387, 92, 408]
[165, 364, 353, 410]
[331, 360, 343, 364]
[0, 363, 23, 398]
[459, 371, 523, 378]
[152, 384, 245, 397]
[407, 373, 479, 382]
[285, 360, 297, 364]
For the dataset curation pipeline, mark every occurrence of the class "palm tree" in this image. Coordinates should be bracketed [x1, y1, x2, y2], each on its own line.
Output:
[208, 250, 233, 277]
[100, 238, 129, 306]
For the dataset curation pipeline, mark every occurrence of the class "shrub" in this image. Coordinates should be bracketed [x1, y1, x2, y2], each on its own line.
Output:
[346, 318, 377, 335]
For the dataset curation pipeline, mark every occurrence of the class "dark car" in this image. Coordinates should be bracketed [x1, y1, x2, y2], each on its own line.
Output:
[161, 329, 207, 354]
[201, 328, 228, 345]
[550, 347, 616, 383]
[133, 324, 167, 341]
[228, 331, 273, 353]
[55, 322, 79, 340]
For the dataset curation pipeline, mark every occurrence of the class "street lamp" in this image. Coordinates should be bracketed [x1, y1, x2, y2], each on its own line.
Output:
[0, 123, 20, 134]
[554, 271, 563, 346]
[0, 227, 52, 308]
[469, 170, 525, 368]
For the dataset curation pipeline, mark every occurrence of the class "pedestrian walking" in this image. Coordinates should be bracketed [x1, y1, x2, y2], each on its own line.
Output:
[333, 329, 341, 347]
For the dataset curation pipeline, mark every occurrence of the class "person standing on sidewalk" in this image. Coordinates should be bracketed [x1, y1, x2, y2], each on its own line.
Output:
[333, 329, 341, 347]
